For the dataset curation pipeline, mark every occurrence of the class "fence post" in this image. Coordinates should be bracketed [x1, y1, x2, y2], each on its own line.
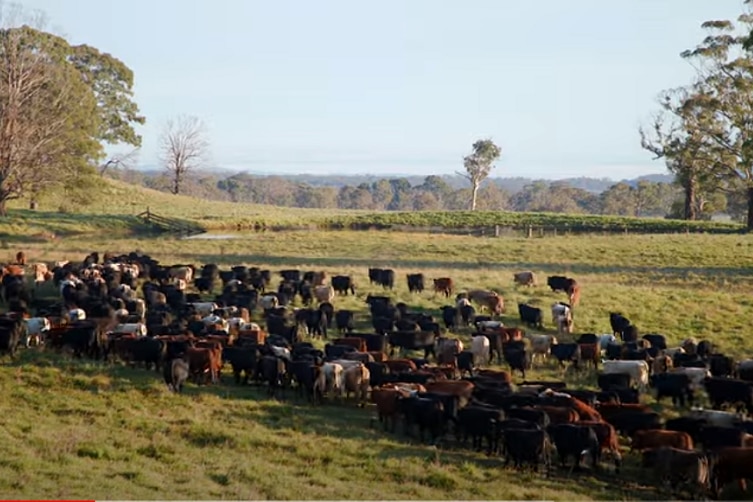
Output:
[527, 225, 533, 239]
[494, 225, 500, 237]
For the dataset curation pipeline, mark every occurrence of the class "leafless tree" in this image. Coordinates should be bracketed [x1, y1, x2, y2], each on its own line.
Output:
[159, 115, 209, 195]
[99, 148, 139, 176]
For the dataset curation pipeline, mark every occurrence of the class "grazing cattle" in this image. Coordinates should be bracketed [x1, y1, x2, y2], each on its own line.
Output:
[578, 343, 600, 370]
[439, 306, 458, 330]
[703, 377, 753, 414]
[503, 428, 551, 472]
[698, 426, 748, 451]
[547, 275, 574, 293]
[568, 283, 581, 307]
[371, 387, 402, 431]
[436, 338, 463, 367]
[556, 312, 573, 335]
[642, 447, 711, 498]
[15, 251, 26, 265]
[406, 274, 425, 294]
[670, 367, 711, 392]
[631, 429, 694, 452]
[550, 343, 581, 368]
[518, 303, 543, 329]
[551, 302, 571, 324]
[602, 360, 649, 391]
[313, 285, 335, 304]
[650, 372, 694, 408]
[738, 359, 753, 382]
[528, 334, 557, 366]
[315, 362, 344, 401]
[331, 275, 356, 296]
[187, 302, 219, 317]
[334, 310, 355, 334]
[709, 354, 736, 378]
[342, 363, 370, 406]
[502, 341, 530, 379]
[163, 357, 190, 393]
[23, 317, 50, 347]
[513, 271, 536, 287]
[467, 289, 504, 315]
[548, 423, 600, 471]
[609, 313, 631, 337]
[710, 447, 753, 497]
[471, 335, 490, 368]
[432, 278, 454, 298]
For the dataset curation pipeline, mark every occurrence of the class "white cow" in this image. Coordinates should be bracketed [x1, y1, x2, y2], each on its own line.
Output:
[187, 302, 218, 317]
[23, 317, 50, 347]
[260, 294, 279, 311]
[528, 334, 558, 365]
[315, 362, 344, 400]
[670, 367, 711, 391]
[551, 302, 571, 324]
[471, 335, 490, 368]
[314, 285, 335, 303]
[602, 360, 649, 391]
[111, 323, 148, 337]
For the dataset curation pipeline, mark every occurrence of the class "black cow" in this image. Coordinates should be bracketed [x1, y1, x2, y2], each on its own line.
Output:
[457, 405, 505, 455]
[261, 355, 287, 399]
[319, 302, 334, 329]
[398, 395, 446, 444]
[609, 313, 631, 336]
[439, 306, 458, 330]
[503, 341, 530, 379]
[598, 373, 632, 391]
[331, 275, 355, 296]
[388, 331, 436, 360]
[708, 354, 735, 378]
[407, 274, 425, 294]
[548, 424, 600, 471]
[279, 270, 301, 283]
[642, 333, 667, 351]
[550, 343, 581, 368]
[703, 377, 753, 414]
[650, 372, 694, 407]
[606, 411, 663, 437]
[518, 303, 543, 329]
[503, 428, 551, 472]
[223, 346, 260, 385]
[547, 276, 575, 293]
[335, 310, 355, 334]
[665, 416, 709, 443]
[698, 426, 747, 451]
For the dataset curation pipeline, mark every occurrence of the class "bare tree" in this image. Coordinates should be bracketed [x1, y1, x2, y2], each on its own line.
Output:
[99, 148, 139, 176]
[458, 139, 502, 211]
[160, 115, 209, 195]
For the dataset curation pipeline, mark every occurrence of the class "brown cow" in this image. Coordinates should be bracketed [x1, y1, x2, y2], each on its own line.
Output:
[568, 283, 581, 307]
[711, 447, 753, 496]
[467, 289, 505, 315]
[475, 369, 512, 384]
[15, 251, 26, 266]
[187, 347, 220, 384]
[631, 429, 694, 452]
[433, 278, 454, 298]
[342, 363, 371, 406]
[513, 271, 536, 287]
[576, 420, 622, 472]
[371, 387, 401, 431]
[578, 343, 599, 370]
[382, 359, 417, 374]
[538, 405, 579, 424]
[424, 380, 474, 405]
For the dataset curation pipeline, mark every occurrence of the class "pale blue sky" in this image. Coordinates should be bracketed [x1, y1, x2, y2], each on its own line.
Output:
[18, 0, 748, 179]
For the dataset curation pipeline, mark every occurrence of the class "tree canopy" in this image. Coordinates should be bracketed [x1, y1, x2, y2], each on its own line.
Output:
[0, 12, 144, 215]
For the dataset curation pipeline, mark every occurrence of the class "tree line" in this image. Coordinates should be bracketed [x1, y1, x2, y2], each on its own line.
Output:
[108, 168, 749, 221]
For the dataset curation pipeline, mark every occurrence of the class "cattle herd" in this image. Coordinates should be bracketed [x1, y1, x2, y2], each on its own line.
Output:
[2, 252, 753, 499]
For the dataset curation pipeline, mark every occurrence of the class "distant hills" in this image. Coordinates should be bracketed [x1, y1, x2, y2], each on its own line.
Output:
[132, 164, 674, 194]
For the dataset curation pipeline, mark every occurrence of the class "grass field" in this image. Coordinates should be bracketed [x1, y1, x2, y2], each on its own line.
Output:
[1, 229, 753, 499]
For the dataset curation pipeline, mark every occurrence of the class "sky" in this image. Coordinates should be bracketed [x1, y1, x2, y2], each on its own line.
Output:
[14, 0, 751, 179]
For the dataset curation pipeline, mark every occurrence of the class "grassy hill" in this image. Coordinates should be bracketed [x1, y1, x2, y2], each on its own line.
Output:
[0, 177, 744, 240]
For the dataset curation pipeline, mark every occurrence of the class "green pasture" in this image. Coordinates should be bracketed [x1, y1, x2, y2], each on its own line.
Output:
[0, 228, 751, 499]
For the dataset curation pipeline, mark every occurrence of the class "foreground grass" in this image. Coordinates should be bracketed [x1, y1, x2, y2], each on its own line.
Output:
[2, 230, 752, 499]
[0, 350, 662, 501]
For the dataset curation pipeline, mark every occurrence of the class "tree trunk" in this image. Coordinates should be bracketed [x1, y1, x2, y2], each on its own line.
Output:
[747, 186, 753, 231]
[684, 176, 697, 221]
[470, 182, 479, 211]
[0, 198, 7, 217]
[172, 174, 180, 195]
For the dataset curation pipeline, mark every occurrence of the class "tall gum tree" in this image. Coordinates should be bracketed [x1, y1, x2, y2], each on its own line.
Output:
[459, 139, 502, 211]
[679, 3, 753, 229]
